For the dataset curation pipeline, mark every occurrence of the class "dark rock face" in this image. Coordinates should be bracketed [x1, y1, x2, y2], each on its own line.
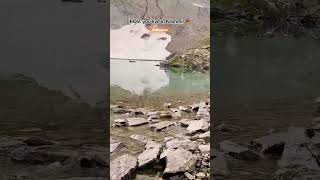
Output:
[220, 140, 261, 161]
[23, 137, 54, 147]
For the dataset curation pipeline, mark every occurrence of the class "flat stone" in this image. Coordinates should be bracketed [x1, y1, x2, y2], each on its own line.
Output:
[199, 131, 210, 139]
[163, 148, 197, 174]
[110, 154, 137, 180]
[165, 138, 198, 151]
[150, 121, 175, 131]
[138, 147, 161, 168]
[179, 106, 191, 113]
[199, 144, 210, 153]
[159, 112, 173, 119]
[130, 134, 149, 144]
[220, 140, 260, 161]
[184, 172, 195, 179]
[126, 118, 148, 126]
[186, 119, 209, 133]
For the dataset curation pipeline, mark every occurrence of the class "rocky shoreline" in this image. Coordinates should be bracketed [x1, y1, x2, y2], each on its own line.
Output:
[161, 45, 210, 73]
[213, 97, 320, 180]
[0, 136, 108, 179]
[110, 98, 210, 180]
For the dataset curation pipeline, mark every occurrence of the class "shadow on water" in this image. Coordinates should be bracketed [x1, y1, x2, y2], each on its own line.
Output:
[0, 0, 108, 179]
[213, 36, 320, 179]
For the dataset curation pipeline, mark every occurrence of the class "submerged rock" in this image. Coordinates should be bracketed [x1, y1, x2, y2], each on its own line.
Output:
[163, 148, 197, 174]
[126, 118, 148, 126]
[110, 154, 137, 180]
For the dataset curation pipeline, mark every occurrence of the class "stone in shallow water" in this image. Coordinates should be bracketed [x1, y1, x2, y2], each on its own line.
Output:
[110, 154, 137, 180]
[113, 118, 128, 127]
[186, 119, 209, 133]
[130, 134, 149, 144]
[159, 112, 173, 119]
[126, 118, 148, 126]
[163, 148, 196, 174]
[150, 121, 175, 131]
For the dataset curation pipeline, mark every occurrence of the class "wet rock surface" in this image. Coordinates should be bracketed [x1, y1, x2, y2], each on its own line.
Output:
[0, 136, 108, 179]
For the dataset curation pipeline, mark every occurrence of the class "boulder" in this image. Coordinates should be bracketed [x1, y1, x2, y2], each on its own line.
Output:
[220, 140, 260, 161]
[163, 148, 197, 174]
[249, 132, 286, 158]
[150, 121, 175, 131]
[170, 108, 182, 119]
[187, 119, 209, 133]
[199, 144, 210, 153]
[110, 154, 137, 180]
[138, 147, 161, 168]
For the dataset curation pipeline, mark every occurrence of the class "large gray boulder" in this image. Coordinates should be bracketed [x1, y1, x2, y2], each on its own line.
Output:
[162, 148, 197, 174]
[110, 154, 137, 180]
